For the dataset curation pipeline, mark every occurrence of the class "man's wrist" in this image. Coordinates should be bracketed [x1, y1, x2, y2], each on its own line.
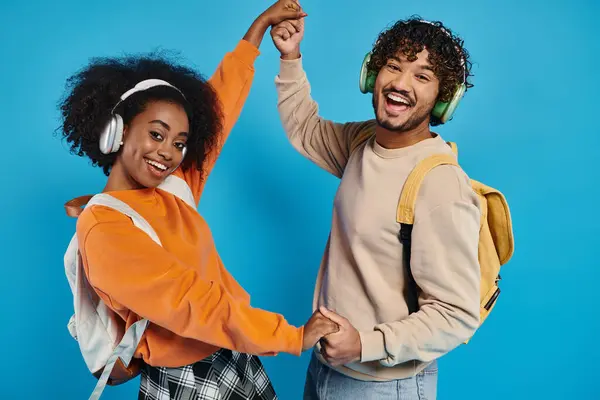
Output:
[281, 49, 301, 60]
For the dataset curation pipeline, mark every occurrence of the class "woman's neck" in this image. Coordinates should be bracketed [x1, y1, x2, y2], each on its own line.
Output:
[103, 161, 143, 192]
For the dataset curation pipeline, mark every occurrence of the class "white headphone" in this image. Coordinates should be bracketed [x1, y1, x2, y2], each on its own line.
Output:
[99, 79, 187, 155]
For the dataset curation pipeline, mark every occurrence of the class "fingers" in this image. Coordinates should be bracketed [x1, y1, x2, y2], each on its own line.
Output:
[281, 1, 307, 19]
[319, 342, 351, 367]
[324, 318, 340, 335]
[319, 340, 340, 365]
[319, 306, 347, 327]
[269, 11, 307, 27]
[313, 312, 339, 336]
[319, 342, 332, 363]
[283, 1, 300, 11]
[265, 0, 307, 27]
[282, 10, 308, 21]
[272, 21, 298, 40]
[286, 18, 303, 32]
[277, 19, 301, 33]
[283, 0, 303, 11]
[302, 312, 341, 351]
[272, 26, 291, 41]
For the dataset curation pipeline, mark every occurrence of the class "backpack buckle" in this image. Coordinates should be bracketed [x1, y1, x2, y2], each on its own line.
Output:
[399, 223, 413, 243]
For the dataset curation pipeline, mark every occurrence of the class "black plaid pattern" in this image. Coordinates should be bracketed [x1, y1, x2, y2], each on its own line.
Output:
[138, 349, 277, 400]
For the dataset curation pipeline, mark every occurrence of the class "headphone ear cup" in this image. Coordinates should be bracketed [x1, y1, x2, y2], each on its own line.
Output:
[171, 146, 187, 172]
[431, 100, 449, 121]
[432, 83, 466, 124]
[99, 115, 117, 154]
[359, 53, 376, 94]
[99, 113, 124, 154]
[112, 114, 124, 152]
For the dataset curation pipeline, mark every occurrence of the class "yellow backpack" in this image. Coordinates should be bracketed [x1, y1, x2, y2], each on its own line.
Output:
[350, 132, 514, 342]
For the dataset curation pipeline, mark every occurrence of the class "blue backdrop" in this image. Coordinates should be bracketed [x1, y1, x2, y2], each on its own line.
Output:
[1, 0, 598, 399]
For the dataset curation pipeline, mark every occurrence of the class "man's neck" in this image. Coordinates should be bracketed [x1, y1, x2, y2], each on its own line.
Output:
[375, 121, 434, 150]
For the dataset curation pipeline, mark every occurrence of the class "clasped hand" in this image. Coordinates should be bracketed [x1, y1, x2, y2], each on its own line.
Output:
[302, 306, 362, 367]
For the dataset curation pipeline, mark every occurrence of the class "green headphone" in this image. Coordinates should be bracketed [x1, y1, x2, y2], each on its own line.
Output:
[358, 20, 467, 124]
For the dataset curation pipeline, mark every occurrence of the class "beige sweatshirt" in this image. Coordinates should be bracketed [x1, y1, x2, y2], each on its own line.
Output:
[275, 56, 482, 381]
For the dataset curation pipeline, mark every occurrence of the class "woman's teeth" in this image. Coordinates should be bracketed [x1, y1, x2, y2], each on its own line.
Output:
[145, 159, 167, 171]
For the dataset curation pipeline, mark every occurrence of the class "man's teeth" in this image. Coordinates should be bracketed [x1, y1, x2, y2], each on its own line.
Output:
[387, 93, 410, 105]
[145, 159, 167, 171]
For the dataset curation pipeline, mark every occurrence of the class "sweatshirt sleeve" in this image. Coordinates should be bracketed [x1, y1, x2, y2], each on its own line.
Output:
[275, 56, 373, 179]
[176, 39, 260, 204]
[78, 210, 303, 357]
[359, 165, 482, 365]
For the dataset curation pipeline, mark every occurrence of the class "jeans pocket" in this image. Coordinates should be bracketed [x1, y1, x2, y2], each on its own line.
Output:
[415, 362, 438, 400]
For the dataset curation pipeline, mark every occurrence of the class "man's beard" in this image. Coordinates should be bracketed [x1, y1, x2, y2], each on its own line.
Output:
[372, 94, 430, 132]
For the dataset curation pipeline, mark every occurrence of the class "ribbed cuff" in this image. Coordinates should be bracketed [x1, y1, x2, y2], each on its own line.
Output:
[278, 56, 305, 80]
[285, 325, 304, 357]
[234, 39, 261, 66]
[359, 330, 387, 362]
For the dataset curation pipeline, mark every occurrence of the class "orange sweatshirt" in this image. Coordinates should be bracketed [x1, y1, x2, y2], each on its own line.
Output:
[76, 39, 304, 368]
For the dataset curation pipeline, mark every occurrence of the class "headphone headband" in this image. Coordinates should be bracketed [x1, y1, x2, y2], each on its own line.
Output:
[417, 19, 466, 84]
[110, 79, 186, 114]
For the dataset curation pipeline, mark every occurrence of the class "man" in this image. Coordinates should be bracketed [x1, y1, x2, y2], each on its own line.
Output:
[270, 15, 482, 399]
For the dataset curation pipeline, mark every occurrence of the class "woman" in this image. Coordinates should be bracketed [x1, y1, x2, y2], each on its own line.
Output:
[58, 1, 336, 399]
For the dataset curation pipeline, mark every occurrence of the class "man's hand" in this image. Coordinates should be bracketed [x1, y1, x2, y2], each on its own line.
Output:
[270, 5, 305, 59]
[243, 0, 306, 49]
[318, 306, 362, 366]
[302, 309, 339, 352]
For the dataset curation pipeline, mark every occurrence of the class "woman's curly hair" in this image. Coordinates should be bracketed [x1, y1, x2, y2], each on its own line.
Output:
[368, 16, 474, 125]
[57, 52, 223, 176]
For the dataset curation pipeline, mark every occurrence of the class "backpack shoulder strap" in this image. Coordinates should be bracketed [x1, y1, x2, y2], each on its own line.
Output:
[64, 175, 196, 220]
[446, 141, 458, 156]
[396, 153, 460, 313]
[396, 153, 459, 225]
[86, 193, 162, 246]
[157, 175, 196, 209]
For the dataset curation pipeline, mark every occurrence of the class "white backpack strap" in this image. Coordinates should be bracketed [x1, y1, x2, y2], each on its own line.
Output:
[87, 194, 162, 245]
[89, 319, 149, 400]
[83, 194, 160, 400]
[157, 175, 196, 209]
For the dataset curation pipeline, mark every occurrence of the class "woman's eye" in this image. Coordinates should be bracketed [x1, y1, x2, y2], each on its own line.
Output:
[150, 131, 163, 141]
[175, 142, 186, 151]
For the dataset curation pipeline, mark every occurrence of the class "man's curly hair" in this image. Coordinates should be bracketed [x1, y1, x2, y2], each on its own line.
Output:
[57, 52, 223, 176]
[368, 16, 474, 126]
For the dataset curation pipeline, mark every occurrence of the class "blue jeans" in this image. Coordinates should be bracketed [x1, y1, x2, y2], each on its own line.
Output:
[303, 353, 438, 400]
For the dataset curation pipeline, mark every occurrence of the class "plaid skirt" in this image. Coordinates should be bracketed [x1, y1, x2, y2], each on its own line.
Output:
[138, 349, 277, 400]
